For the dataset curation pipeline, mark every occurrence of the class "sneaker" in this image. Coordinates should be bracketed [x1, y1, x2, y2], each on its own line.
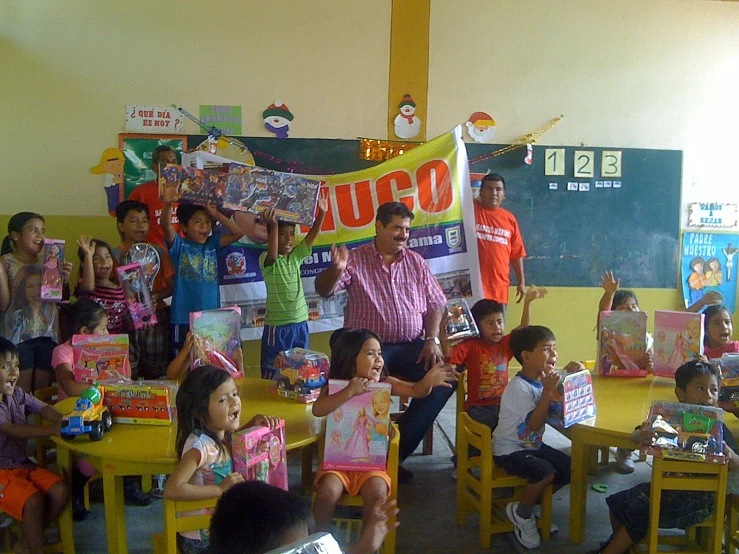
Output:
[505, 501, 541, 549]
[72, 495, 92, 522]
[616, 448, 635, 474]
[124, 478, 153, 506]
[450, 468, 457, 480]
[532, 505, 558, 535]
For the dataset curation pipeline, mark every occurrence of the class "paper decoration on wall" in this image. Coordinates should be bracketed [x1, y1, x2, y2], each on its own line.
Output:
[199, 105, 243, 136]
[263, 101, 293, 139]
[468, 115, 564, 166]
[524, 143, 533, 165]
[90, 147, 125, 214]
[465, 111, 496, 143]
[125, 105, 183, 133]
[682, 231, 739, 313]
[688, 203, 739, 229]
[393, 94, 422, 139]
[358, 138, 421, 161]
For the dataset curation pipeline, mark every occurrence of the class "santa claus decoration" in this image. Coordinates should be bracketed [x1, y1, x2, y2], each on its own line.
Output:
[465, 111, 496, 143]
[263, 101, 294, 139]
[393, 94, 422, 139]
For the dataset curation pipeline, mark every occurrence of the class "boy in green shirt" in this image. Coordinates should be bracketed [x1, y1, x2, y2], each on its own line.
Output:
[259, 194, 328, 378]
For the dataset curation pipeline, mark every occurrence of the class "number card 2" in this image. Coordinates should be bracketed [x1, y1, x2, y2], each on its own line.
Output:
[574, 151, 595, 178]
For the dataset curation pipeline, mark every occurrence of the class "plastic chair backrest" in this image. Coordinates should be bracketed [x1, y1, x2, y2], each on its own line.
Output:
[161, 497, 218, 554]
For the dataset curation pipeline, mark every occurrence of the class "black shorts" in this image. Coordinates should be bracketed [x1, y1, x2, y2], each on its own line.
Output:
[17, 337, 57, 372]
[494, 444, 571, 487]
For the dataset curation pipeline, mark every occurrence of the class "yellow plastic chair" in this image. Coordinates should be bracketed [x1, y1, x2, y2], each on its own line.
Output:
[455, 412, 553, 548]
[152, 497, 218, 554]
[314, 423, 399, 554]
[630, 456, 728, 554]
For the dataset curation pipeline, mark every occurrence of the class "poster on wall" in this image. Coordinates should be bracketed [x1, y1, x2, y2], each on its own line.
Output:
[681, 231, 739, 313]
[199, 105, 242, 136]
[125, 105, 184, 134]
[118, 134, 186, 201]
[219, 126, 482, 340]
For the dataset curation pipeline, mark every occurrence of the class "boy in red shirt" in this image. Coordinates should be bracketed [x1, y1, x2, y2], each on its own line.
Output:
[474, 173, 527, 305]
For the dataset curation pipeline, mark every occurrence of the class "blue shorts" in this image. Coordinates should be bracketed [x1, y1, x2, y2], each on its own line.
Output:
[260, 322, 309, 379]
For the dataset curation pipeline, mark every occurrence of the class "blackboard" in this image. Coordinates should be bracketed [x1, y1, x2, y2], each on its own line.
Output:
[185, 135, 681, 289]
[467, 144, 681, 288]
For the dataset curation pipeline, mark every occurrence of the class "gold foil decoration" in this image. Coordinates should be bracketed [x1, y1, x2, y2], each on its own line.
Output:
[359, 138, 422, 161]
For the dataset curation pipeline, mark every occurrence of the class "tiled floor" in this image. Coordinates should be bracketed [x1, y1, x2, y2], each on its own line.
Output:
[68, 392, 653, 553]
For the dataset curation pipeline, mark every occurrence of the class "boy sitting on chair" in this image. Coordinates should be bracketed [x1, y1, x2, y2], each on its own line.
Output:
[588, 360, 739, 554]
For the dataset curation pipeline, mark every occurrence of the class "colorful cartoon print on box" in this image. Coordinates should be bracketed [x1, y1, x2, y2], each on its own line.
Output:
[232, 421, 287, 490]
[653, 311, 704, 378]
[103, 380, 178, 425]
[270, 348, 328, 403]
[72, 334, 131, 383]
[598, 311, 648, 377]
[547, 369, 596, 428]
[190, 306, 243, 378]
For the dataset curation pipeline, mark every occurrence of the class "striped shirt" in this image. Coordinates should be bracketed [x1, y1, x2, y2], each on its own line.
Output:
[259, 240, 310, 326]
[76, 283, 128, 334]
[333, 242, 447, 343]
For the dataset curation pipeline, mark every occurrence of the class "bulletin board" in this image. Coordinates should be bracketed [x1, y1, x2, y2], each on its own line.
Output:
[119, 134, 186, 201]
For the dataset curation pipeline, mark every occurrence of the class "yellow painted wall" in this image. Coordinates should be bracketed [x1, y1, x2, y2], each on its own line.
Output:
[3, 0, 737, 370]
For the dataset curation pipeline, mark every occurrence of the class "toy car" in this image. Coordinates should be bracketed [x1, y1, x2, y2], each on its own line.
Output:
[60, 385, 113, 441]
[274, 348, 328, 396]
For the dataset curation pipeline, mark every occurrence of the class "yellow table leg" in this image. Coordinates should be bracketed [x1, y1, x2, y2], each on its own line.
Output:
[569, 431, 588, 544]
[56, 444, 76, 554]
[102, 470, 127, 554]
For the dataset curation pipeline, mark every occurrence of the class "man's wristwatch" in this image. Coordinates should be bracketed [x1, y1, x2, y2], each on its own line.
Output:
[425, 336, 440, 345]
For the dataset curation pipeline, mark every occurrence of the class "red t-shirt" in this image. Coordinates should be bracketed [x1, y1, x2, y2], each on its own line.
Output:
[128, 180, 180, 248]
[705, 341, 739, 359]
[474, 203, 526, 304]
[450, 335, 512, 409]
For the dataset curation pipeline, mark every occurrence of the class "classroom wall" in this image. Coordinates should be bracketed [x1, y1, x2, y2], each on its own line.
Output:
[3, 0, 738, 369]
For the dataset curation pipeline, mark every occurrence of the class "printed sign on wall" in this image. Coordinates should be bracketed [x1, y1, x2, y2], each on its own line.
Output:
[125, 105, 183, 133]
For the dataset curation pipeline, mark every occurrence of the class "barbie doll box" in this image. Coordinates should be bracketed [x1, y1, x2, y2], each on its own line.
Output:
[232, 420, 288, 490]
[40, 239, 65, 302]
[598, 310, 649, 377]
[321, 380, 392, 472]
[71, 334, 131, 383]
[653, 311, 704, 378]
[547, 369, 596, 428]
[641, 401, 725, 463]
[190, 306, 243, 379]
[116, 263, 157, 330]
[102, 380, 178, 426]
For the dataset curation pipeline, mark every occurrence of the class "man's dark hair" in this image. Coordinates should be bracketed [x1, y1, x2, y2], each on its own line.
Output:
[509, 325, 556, 365]
[209, 481, 314, 553]
[481, 173, 506, 190]
[376, 202, 414, 226]
[151, 145, 175, 165]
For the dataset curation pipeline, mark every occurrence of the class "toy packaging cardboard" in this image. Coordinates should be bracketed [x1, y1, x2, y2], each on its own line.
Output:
[190, 306, 243, 378]
[102, 380, 178, 425]
[116, 262, 157, 329]
[72, 334, 131, 383]
[322, 380, 392, 472]
[232, 420, 288, 490]
[712, 354, 739, 409]
[653, 310, 704, 378]
[547, 369, 596, 428]
[445, 298, 479, 341]
[158, 164, 228, 208]
[270, 348, 329, 403]
[598, 310, 649, 377]
[265, 532, 343, 554]
[642, 400, 725, 463]
[41, 239, 65, 302]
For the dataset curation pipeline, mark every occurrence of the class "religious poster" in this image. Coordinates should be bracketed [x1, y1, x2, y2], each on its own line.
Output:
[681, 232, 739, 313]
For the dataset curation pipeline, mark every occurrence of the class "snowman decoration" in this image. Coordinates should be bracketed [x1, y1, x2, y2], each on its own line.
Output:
[263, 101, 294, 139]
[393, 94, 422, 139]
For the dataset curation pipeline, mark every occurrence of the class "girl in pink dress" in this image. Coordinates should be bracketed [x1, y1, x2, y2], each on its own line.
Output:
[344, 407, 371, 461]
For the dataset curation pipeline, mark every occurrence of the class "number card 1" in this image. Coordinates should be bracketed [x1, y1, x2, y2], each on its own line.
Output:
[544, 148, 565, 176]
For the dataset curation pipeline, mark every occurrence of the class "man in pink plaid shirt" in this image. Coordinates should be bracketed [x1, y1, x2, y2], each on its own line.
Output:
[315, 202, 454, 481]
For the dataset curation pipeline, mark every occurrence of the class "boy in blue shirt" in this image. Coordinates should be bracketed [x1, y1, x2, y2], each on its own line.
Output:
[493, 325, 572, 549]
[588, 360, 739, 554]
[161, 199, 244, 356]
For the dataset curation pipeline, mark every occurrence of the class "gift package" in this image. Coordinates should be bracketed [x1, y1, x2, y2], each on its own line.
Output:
[653, 310, 704, 378]
[270, 348, 329, 403]
[232, 420, 288, 490]
[102, 380, 178, 425]
[546, 369, 596, 428]
[41, 239, 65, 302]
[72, 334, 131, 383]
[190, 306, 243, 378]
[117, 262, 157, 329]
[444, 298, 479, 341]
[598, 311, 649, 377]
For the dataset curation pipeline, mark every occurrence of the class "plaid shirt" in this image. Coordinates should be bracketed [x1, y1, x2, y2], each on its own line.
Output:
[334, 242, 447, 343]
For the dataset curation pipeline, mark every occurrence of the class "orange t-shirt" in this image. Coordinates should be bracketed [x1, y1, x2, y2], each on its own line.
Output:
[474, 203, 526, 304]
[450, 335, 512, 409]
[128, 180, 180, 248]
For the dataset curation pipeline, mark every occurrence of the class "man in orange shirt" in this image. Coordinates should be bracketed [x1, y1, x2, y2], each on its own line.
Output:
[474, 173, 526, 305]
[128, 145, 180, 248]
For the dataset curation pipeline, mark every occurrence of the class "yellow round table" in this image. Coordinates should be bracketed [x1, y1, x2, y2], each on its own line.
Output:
[568, 374, 739, 544]
[52, 378, 324, 554]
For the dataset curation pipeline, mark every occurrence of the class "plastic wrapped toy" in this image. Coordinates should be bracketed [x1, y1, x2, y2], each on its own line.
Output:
[72, 334, 131, 383]
[598, 311, 648, 377]
[190, 306, 243, 378]
[546, 369, 596, 428]
[232, 420, 287, 490]
[265, 532, 343, 554]
[445, 298, 479, 341]
[116, 262, 157, 329]
[41, 239, 65, 302]
[270, 348, 328, 403]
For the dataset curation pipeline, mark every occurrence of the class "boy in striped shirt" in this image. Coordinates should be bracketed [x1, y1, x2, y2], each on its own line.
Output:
[259, 194, 327, 379]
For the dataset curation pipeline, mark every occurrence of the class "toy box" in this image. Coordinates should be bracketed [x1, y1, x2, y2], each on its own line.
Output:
[270, 348, 329, 403]
[72, 334, 131, 383]
[102, 380, 178, 425]
[653, 311, 704, 378]
[41, 239, 65, 302]
[711, 354, 739, 387]
[641, 401, 725, 463]
[122, 242, 161, 291]
[265, 532, 343, 554]
[322, 380, 392, 472]
[547, 369, 596, 428]
[445, 298, 479, 341]
[190, 306, 243, 378]
[232, 420, 287, 490]
[158, 164, 228, 208]
[116, 263, 157, 329]
[598, 310, 649, 377]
